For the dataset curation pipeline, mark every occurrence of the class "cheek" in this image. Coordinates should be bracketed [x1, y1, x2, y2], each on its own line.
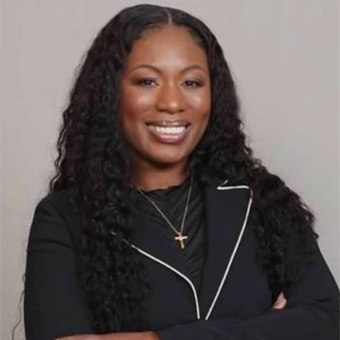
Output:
[120, 88, 155, 140]
[121, 86, 155, 116]
[187, 91, 211, 125]
[190, 93, 211, 144]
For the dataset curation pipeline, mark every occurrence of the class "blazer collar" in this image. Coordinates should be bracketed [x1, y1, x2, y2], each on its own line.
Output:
[110, 179, 253, 319]
[199, 180, 253, 318]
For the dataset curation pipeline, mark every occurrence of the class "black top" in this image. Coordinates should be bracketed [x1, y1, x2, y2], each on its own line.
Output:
[133, 175, 206, 292]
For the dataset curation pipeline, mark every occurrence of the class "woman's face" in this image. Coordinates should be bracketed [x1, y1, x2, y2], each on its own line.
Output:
[119, 25, 211, 170]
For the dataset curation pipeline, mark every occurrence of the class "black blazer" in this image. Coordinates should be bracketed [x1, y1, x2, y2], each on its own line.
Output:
[24, 179, 340, 340]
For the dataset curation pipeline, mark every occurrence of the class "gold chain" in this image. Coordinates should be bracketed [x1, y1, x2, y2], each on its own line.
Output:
[135, 176, 193, 249]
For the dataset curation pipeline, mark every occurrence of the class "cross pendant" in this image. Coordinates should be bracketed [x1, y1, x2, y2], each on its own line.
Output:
[175, 234, 188, 249]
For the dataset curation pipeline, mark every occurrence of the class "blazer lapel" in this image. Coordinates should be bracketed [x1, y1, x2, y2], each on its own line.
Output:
[109, 180, 253, 321]
[199, 181, 253, 319]
[127, 207, 192, 279]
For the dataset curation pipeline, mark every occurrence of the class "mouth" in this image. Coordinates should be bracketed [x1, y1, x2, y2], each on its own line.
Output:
[145, 121, 191, 144]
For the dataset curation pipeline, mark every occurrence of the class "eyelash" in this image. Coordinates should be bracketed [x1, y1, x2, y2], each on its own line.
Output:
[136, 78, 203, 88]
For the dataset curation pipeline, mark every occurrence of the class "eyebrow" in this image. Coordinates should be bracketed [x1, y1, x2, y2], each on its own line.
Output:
[128, 64, 208, 75]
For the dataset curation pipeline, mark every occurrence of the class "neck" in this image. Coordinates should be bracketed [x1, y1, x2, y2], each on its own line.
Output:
[133, 162, 191, 192]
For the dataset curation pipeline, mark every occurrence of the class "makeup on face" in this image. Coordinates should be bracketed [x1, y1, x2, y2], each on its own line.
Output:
[119, 25, 211, 169]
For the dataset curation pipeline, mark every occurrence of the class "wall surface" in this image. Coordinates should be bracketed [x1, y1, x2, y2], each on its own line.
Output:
[1, 1, 339, 339]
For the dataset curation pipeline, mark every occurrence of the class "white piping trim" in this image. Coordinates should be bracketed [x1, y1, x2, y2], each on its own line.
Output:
[220, 178, 229, 186]
[205, 184, 253, 320]
[110, 180, 252, 322]
[109, 231, 201, 320]
[131, 244, 201, 320]
[217, 184, 250, 191]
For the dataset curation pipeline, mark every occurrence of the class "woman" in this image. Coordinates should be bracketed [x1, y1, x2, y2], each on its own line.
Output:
[24, 4, 339, 340]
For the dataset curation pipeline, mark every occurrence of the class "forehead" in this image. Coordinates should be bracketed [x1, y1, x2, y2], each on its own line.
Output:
[125, 25, 208, 71]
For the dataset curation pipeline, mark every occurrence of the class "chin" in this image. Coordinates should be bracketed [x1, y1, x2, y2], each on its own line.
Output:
[146, 151, 189, 167]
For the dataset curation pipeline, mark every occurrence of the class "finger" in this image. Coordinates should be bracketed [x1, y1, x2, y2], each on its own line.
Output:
[272, 292, 287, 309]
[273, 298, 287, 309]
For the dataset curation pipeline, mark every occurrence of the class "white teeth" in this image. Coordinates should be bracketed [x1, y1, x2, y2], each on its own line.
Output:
[148, 125, 186, 134]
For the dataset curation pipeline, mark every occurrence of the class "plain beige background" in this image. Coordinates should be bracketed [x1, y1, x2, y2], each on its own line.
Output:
[1, 1, 339, 339]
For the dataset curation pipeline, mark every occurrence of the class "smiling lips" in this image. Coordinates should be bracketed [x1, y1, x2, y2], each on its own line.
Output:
[146, 120, 191, 144]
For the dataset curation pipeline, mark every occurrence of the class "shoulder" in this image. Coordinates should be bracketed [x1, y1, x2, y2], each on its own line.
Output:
[30, 189, 83, 250]
[37, 189, 78, 218]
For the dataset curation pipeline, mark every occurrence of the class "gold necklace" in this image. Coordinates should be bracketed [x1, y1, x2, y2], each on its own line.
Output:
[135, 175, 193, 249]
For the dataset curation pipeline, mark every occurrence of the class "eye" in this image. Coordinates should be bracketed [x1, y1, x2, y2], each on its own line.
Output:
[136, 78, 158, 87]
[183, 79, 203, 88]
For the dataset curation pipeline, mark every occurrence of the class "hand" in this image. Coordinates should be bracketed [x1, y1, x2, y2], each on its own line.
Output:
[56, 331, 159, 340]
[271, 292, 287, 309]
[55, 336, 97, 340]
[55, 335, 100, 340]
[112, 332, 159, 340]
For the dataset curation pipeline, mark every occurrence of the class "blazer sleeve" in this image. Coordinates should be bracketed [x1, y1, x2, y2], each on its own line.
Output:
[156, 241, 340, 340]
[24, 195, 95, 340]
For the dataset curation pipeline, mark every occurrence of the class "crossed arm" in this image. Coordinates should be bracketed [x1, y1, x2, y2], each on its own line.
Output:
[25, 198, 339, 340]
[56, 294, 287, 340]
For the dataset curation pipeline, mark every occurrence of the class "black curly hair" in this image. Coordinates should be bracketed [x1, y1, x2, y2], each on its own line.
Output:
[48, 3, 318, 333]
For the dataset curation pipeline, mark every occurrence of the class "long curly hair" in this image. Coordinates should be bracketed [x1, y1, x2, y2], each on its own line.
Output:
[48, 4, 318, 333]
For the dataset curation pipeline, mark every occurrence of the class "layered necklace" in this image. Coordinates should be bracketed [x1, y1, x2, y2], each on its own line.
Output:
[135, 175, 193, 249]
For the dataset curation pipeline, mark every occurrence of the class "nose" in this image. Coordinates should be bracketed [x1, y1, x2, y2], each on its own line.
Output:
[156, 83, 185, 114]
